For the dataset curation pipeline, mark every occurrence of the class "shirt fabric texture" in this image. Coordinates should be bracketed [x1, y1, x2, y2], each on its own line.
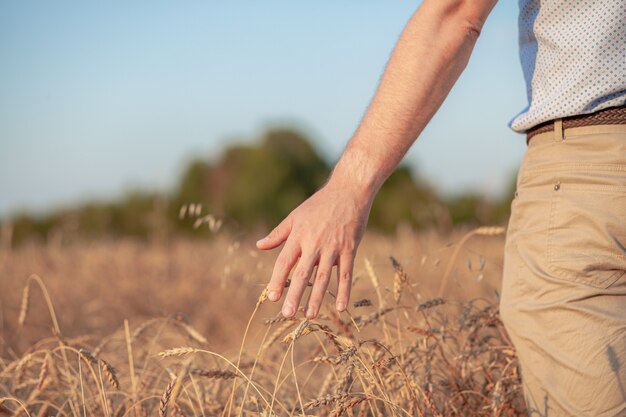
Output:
[510, 0, 626, 133]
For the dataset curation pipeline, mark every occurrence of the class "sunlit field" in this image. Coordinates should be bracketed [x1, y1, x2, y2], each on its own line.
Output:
[0, 226, 526, 416]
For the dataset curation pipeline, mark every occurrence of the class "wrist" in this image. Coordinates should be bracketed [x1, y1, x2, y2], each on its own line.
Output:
[327, 148, 386, 205]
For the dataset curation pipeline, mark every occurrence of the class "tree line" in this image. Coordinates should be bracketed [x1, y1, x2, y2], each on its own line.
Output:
[4, 127, 516, 246]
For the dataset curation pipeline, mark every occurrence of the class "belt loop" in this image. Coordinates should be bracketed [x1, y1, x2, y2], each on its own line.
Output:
[554, 118, 564, 141]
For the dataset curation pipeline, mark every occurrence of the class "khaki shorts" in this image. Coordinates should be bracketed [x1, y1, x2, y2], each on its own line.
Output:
[500, 124, 626, 417]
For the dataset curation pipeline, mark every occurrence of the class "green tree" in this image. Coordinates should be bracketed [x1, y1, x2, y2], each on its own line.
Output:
[175, 128, 330, 229]
[369, 166, 441, 232]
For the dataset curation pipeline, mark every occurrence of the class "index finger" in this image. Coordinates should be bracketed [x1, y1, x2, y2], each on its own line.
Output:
[266, 243, 300, 302]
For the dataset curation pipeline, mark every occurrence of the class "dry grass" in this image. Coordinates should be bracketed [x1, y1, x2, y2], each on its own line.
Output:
[0, 226, 526, 416]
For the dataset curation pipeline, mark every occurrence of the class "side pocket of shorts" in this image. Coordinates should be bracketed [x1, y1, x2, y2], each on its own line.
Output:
[547, 183, 626, 289]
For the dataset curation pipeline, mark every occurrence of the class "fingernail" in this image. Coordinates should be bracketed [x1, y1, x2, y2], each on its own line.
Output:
[282, 304, 294, 317]
[268, 291, 279, 301]
[306, 307, 316, 319]
[337, 302, 346, 312]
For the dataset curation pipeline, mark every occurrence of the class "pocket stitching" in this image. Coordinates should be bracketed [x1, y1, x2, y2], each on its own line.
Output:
[547, 187, 625, 288]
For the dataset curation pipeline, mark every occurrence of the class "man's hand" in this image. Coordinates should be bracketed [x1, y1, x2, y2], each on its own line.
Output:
[256, 179, 373, 319]
[256, 0, 496, 319]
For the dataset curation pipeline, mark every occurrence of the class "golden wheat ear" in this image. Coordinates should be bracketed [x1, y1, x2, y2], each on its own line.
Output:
[17, 281, 31, 328]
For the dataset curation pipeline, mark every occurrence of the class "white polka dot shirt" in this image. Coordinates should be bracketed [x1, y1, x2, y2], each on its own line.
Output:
[509, 0, 626, 133]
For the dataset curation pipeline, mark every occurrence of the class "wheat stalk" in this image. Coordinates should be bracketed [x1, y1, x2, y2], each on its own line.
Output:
[130, 317, 162, 342]
[352, 299, 372, 308]
[158, 347, 197, 358]
[295, 393, 349, 412]
[438, 226, 505, 297]
[364, 258, 384, 308]
[36, 353, 51, 391]
[390, 256, 408, 305]
[416, 298, 445, 313]
[329, 395, 369, 417]
[264, 315, 296, 325]
[317, 370, 335, 398]
[262, 321, 295, 350]
[100, 359, 120, 390]
[190, 368, 238, 380]
[14, 352, 34, 384]
[177, 322, 208, 345]
[334, 362, 354, 394]
[282, 319, 313, 344]
[315, 346, 357, 365]
[17, 282, 31, 327]
[159, 377, 177, 417]
[354, 307, 394, 327]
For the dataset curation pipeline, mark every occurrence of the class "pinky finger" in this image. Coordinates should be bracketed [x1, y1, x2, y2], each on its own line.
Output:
[335, 253, 354, 312]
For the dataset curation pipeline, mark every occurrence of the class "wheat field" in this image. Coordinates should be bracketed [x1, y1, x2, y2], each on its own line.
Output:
[0, 225, 526, 416]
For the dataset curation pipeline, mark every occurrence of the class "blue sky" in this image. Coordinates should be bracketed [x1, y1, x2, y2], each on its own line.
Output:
[0, 1, 528, 218]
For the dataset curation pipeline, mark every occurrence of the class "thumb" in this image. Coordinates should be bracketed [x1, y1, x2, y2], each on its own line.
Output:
[256, 217, 292, 250]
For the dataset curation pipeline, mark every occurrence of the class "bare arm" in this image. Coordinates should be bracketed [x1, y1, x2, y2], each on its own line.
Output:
[257, 0, 498, 319]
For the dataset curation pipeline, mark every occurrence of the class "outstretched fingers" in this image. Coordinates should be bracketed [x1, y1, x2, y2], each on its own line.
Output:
[335, 252, 355, 312]
[305, 254, 336, 319]
[282, 254, 318, 318]
[266, 243, 300, 302]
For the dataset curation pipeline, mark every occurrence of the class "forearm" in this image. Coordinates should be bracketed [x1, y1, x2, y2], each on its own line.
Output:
[259, 0, 498, 318]
[330, 0, 496, 200]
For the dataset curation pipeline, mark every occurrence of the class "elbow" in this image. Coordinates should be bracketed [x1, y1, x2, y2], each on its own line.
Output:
[422, 0, 496, 40]
[462, 18, 483, 40]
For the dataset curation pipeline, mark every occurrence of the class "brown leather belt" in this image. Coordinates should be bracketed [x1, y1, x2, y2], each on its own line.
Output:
[526, 105, 626, 142]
